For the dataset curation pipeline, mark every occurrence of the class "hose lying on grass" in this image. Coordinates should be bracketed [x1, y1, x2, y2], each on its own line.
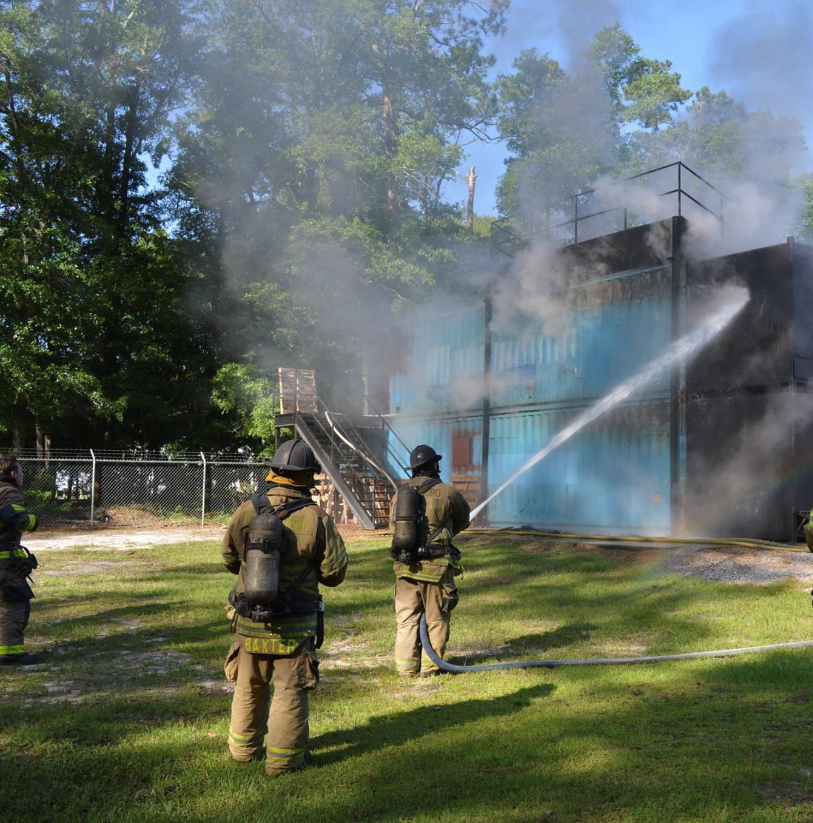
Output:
[418, 615, 813, 672]
[465, 528, 808, 553]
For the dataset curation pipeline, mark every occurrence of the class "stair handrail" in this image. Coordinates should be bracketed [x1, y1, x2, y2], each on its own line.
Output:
[292, 414, 377, 530]
[327, 392, 410, 479]
[324, 408, 399, 490]
[304, 407, 356, 468]
[361, 393, 412, 460]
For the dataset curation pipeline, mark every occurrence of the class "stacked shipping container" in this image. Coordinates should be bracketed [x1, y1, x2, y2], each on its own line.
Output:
[364, 218, 813, 541]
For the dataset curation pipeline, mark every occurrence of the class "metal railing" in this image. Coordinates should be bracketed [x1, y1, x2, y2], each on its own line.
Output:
[492, 161, 726, 256]
[14, 449, 269, 528]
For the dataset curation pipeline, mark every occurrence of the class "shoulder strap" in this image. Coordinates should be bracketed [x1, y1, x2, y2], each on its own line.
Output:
[275, 497, 315, 521]
[251, 494, 314, 520]
[416, 477, 442, 495]
[251, 493, 271, 514]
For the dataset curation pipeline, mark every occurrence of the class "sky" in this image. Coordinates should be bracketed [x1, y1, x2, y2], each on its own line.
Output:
[459, 0, 813, 215]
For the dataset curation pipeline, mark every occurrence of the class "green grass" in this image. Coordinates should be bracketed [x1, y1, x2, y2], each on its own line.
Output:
[2, 535, 813, 822]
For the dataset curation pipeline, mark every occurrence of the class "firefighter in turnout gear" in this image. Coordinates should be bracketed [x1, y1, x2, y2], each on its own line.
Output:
[804, 506, 813, 553]
[221, 438, 348, 776]
[0, 454, 40, 666]
[391, 445, 470, 676]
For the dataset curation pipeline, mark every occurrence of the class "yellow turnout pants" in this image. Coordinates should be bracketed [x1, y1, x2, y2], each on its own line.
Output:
[227, 637, 319, 773]
[394, 570, 457, 675]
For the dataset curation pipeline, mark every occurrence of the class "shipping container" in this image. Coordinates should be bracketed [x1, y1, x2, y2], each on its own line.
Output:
[363, 217, 813, 540]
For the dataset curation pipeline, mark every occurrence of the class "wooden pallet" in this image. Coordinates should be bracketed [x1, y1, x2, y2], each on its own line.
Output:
[278, 367, 318, 414]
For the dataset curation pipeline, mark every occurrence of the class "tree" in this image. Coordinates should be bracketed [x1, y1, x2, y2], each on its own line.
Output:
[0, 0, 224, 449]
[166, 0, 502, 448]
[495, 47, 619, 222]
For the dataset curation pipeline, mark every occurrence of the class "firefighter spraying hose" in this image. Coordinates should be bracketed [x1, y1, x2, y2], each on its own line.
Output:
[410, 288, 813, 673]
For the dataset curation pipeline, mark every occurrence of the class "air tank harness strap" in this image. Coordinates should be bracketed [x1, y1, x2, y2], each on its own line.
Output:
[419, 543, 461, 562]
[235, 493, 323, 643]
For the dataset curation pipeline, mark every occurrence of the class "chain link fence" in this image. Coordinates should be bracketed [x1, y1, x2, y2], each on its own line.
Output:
[15, 450, 270, 529]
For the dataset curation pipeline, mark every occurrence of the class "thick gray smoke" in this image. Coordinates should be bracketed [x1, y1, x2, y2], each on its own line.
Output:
[478, 5, 813, 539]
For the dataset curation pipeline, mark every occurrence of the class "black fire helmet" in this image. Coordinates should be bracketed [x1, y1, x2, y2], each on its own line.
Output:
[265, 438, 321, 473]
[409, 444, 442, 470]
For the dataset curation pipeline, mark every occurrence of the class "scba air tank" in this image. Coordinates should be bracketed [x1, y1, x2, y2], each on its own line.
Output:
[392, 485, 424, 553]
[244, 513, 287, 605]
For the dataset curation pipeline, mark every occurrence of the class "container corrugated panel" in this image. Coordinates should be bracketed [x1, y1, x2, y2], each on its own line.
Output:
[793, 244, 813, 378]
[685, 391, 796, 540]
[387, 417, 483, 485]
[490, 266, 672, 408]
[486, 404, 671, 534]
[687, 245, 793, 392]
[389, 307, 485, 416]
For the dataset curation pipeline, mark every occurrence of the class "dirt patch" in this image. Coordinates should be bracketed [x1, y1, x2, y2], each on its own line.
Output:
[336, 524, 390, 542]
[26, 526, 225, 552]
[197, 679, 234, 695]
[37, 560, 142, 576]
[666, 547, 813, 585]
[27, 522, 384, 553]
[320, 638, 388, 671]
[464, 534, 813, 585]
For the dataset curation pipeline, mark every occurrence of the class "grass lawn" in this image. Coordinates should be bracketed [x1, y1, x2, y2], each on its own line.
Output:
[2, 533, 813, 822]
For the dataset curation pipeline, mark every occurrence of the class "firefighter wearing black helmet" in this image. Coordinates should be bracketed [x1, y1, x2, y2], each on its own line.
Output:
[390, 444, 470, 676]
[220, 438, 348, 775]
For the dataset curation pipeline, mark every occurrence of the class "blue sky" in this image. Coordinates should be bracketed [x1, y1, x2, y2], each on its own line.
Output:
[460, 0, 813, 214]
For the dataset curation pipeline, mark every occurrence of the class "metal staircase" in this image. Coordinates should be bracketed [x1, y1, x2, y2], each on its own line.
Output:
[275, 368, 412, 530]
[286, 395, 409, 530]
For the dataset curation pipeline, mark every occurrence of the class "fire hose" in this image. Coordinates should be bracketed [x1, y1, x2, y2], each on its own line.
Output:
[465, 529, 809, 553]
[415, 531, 813, 671]
[418, 614, 813, 672]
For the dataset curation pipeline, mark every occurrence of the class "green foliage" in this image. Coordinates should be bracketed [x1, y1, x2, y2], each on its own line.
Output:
[3, 8, 813, 453]
[211, 362, 278, 455]
[622, 59, 692, 132]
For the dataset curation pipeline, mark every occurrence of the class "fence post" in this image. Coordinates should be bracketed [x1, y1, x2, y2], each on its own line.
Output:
[90, 449, 96, 527]
[200, 452, 207, 526]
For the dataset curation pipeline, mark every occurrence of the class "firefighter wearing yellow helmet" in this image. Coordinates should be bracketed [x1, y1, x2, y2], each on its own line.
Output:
[221, 438, 348, 776]
[390, 444, 470, 676]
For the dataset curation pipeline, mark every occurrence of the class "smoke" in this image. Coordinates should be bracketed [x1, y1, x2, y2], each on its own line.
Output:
[682, 180, 803, 259]
[708, 1, 813, 130]
[496, 0, 637, 73]
[686, 391, 813, 537]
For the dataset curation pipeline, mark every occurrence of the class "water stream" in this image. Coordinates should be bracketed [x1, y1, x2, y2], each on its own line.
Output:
[469, 286, 750, 522]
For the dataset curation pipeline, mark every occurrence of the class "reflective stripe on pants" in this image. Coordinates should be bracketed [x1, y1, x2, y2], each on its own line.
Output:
[393, 570, 454, 674]
[228, 637, 319, 772]
[0, 599, 29, 656]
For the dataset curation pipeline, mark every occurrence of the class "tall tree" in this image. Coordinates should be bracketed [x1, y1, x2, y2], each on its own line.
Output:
[0, 0, 224, 449]
[167, 0, 503, 450]
[496, 25, 693, 220]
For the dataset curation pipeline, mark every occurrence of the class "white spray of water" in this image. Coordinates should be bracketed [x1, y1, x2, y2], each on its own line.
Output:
[469, 286, 750, 522]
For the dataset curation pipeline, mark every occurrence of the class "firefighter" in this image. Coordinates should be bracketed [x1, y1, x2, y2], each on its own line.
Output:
[0, 454, 39, 666]
[391, 444, 470, 676]
[221, 438, 348, 776]
[804, 508, 813, 552]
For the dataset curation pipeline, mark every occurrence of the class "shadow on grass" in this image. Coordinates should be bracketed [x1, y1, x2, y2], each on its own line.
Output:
[312, 682, 556, 765]
[448, 623, 598, 665]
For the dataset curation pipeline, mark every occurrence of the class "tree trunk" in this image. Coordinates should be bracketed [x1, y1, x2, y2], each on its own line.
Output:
[456, 166, 477, 231]
[381, 82, 399, 216]
[119, 80, 142, 232]
[465, 166, 476, 231]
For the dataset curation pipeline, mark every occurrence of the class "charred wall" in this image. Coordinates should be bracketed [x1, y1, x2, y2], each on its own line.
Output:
[684, 239, 813, 540]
